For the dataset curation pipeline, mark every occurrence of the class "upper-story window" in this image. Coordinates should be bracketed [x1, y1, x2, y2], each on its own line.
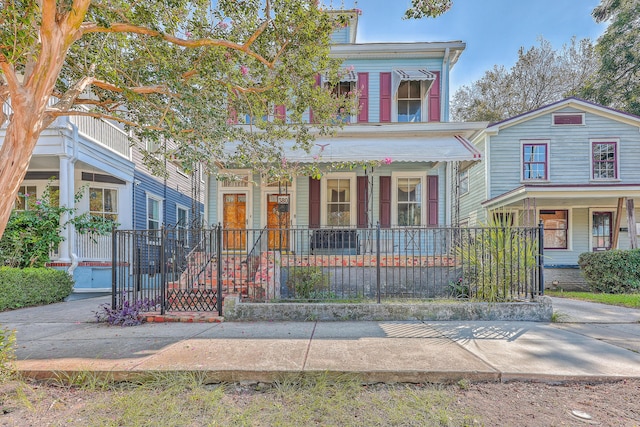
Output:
[397, 81, 422, 123]
[522, 141, 548, 180]
[592, 140, 618, 180]
[332, 81, 355, 123]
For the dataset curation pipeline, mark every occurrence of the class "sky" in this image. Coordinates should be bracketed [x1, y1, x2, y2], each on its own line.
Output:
[346, 0, 606, 93]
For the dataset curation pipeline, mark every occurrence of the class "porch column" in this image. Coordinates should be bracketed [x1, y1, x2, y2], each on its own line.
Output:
[57, 154, 75, 263]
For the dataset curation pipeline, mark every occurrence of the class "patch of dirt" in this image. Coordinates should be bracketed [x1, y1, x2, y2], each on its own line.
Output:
[1, 379, 639, 426]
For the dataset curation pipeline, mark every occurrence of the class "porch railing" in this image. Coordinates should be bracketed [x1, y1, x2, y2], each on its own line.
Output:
[112, 223, 544, 315]
[70, 115, 131, 159]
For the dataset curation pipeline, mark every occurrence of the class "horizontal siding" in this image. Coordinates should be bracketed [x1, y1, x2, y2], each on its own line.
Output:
[489, 107, 640, 198]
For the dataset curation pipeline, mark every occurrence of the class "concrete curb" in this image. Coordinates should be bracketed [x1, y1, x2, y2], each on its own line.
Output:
[224, 296, 553, 322]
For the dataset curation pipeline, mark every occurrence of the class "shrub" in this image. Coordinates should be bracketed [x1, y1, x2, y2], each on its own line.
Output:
[0, 267, 74, 311]
[286, 266, 330, 300]
[578, 249, 640, 293]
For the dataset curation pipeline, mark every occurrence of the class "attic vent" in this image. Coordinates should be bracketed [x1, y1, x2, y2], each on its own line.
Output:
[220, 172, 250, 188]
[553, 113, 584, 125]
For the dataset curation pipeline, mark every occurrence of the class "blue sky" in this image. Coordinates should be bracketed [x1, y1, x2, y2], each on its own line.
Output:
[351, 0, 606, 92]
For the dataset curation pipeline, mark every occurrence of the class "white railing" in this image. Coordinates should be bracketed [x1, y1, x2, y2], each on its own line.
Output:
[69, 115, 131, 160]
[75, 233, 112, 261]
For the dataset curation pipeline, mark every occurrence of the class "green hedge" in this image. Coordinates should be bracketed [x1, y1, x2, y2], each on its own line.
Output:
[0, 268, 74, 311]
[578, 249, 640, 293]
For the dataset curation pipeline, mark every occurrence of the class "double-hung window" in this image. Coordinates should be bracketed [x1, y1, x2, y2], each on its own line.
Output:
[458, 169, 469, 196]
[89, 188, 118, 222]
[397, 81, 422, 123]
[332, 81, 355, 123]
[326, 178, 352, 226]
[15, 185, 37, 211]
[522, 142, 548, 180]
[176, 205, 189, 245]
[147, 195, 163, 241]
[540, 210, 568, 249]
[395, 176, 423, 226]
[592, 140, 617, 180]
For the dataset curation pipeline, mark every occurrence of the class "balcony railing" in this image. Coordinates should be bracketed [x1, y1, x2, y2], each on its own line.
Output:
[69, 115, 131, 159]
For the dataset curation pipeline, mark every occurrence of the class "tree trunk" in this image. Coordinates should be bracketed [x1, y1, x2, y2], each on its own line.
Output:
[0, 114, 43, 238]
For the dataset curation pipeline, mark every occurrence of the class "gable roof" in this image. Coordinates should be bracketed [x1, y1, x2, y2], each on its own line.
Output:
[483, 97, 640, 134]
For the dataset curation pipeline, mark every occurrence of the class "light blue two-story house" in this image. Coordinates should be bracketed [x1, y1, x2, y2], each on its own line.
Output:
[205, 8, 485, 247]
[458, 97, 640, 288]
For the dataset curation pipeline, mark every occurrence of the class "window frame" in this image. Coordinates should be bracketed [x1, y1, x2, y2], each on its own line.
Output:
[176, 204, 189, 245]
[521, 140, 549, 181]
[146, 194, 163, 243]
[396, 80, 424, 123]
[552, 112, 585, 126]
[590, 139, 619, 181]
[458, 169, 469, 196]
[89, 187, 119, 223]
[391, 172, 426, 227]
[540, 209, 569, 250]
[321, 172, 356, 227]
[15, 185, 38, 211]
[590, 209, 614, 252]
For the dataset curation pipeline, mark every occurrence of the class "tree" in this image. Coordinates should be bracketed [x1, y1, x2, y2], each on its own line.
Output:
[403, 0, 453, 19]
[451, 37, 598, 122]
[581, 0, 640, 115]
[0, 0, 355, 239]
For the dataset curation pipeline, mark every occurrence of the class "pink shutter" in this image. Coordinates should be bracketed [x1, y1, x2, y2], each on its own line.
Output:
[357, 176, 368, 228]
[427, 175, 439, 226]
[357, 72, 369, 123]
[379, 72, 392, 123]
[428, 71, 441, 122]
[309, 177, 321, 228]
[274, 105, 286, 121]
[309, 74, 322, 124]
[379, 176, 391, 228]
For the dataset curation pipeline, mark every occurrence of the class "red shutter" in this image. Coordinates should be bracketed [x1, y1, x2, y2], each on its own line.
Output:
[357, 176, 368, 228]
[428, 71, 441, 122]
[309, 74, 322, 123]
[357, 72, 369, 123]
[379, 72, 392, 123]
[427, 175, 439, 226]
[379, 176, 391, 228]
[274, 105, 286, 121]
[309, 177, 321, 228]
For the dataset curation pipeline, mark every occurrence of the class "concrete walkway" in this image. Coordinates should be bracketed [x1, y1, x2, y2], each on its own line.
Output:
[0, 296, 639, 384]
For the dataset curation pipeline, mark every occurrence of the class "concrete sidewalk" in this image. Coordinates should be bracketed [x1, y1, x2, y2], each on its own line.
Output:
[1, 296, 640, 384]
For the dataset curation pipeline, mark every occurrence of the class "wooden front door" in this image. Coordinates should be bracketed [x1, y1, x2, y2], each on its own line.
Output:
[223, 193, 247, 250]
[267, 194, 290, 250]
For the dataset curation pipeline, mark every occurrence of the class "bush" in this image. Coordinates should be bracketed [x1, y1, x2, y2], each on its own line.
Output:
[286, 266, 330, 300]
[95, 296, 160, 327]
[0, 267, 74, 311]
[578, 249, 640, 293]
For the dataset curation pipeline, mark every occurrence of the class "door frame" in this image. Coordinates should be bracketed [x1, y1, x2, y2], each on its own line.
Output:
[216, 171, 253, 252]
[260, 178, 296, 228]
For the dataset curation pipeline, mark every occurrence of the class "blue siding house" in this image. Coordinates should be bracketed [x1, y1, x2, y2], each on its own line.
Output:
[459, 97, 640, 289]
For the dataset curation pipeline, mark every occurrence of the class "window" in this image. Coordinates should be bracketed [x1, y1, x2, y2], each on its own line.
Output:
[553, 113, 584, 125]
[540, 210, 568, 249]
[89, 188, 118, 221]
[147, 196, 162, 231]
[332, 81, 354, 123]
[396, 177, 422, 226]
[522, 143, 548, 180]
[326, 178, 351, 226]
[592, 212, 612, 251]
[176, 205, 189, 244]
[15, 186, 37, 211]
[458, 169, 469, 196]
[397, 81, 422, 122]
[592, 141, 617, 180]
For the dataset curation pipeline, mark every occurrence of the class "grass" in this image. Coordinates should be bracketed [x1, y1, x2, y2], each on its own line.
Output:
[2, 372, 479, 426]
[546, 290, 640, 309]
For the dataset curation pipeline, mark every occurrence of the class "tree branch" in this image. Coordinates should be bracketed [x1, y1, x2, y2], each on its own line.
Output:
[46, 109, 163, 130]
[92, 79, 176, 96]
[80, 22, 276, 68]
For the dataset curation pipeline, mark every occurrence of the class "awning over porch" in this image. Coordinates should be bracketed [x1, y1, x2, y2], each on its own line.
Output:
[284, 135, 481, 163]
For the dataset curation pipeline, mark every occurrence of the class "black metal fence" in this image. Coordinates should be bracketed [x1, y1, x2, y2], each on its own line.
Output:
[112, 223, 544, 315]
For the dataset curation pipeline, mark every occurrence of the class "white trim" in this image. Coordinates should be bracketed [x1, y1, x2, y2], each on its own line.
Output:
[393, 80, 428, 123]
[391, 171, 426, 227]
[589, 138, 620, 181]
[458, 168, 469, 196]
[321, 172, 356, 227]
[520, 139, 550, 182]
[538, 207, 572, 251]
[589, 208, 617, 251]
[146, 193, 163, 229]
[552, 112, 585, 126]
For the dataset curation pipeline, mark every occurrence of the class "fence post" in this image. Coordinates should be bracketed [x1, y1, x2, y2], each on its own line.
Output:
[111, 228, 117, 310]
[376, 222, 381, 304]
[538, 220, 545, 296]
[160, 226, 166, 315]
[216, 224, 223, 316]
